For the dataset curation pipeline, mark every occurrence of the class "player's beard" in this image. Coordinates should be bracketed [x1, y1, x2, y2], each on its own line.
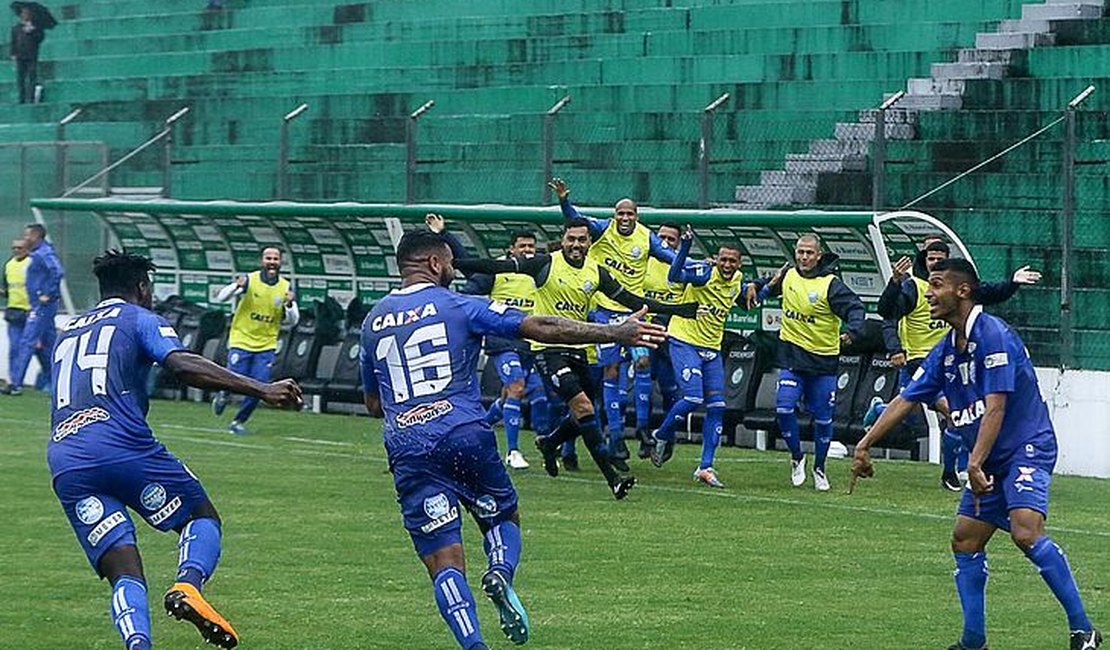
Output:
[438, 267, 453, 287]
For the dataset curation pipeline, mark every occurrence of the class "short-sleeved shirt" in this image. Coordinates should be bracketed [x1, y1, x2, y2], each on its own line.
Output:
[48, 299, 185, 477]
[359, 283, 526, 458]
[901, 305, 1054, 473]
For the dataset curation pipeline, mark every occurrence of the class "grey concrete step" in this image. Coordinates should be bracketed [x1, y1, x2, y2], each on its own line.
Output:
[809, 138, 871, 156]
[1022, 2, 1105, 20]
[835, 122, 917, 140]
[998, 18, 1052, 32]
[956, 48, 1018, 64]
[976, 31, 1056, 50]
[760, 169, 819, 187]
[857, 108, 917, 124]
[931, 61, 1008, 80]
[784, 153, 867, 173]
[734, 184, 815, 205]
[908, 77, 966, 95]
[889, 93, 963, 110]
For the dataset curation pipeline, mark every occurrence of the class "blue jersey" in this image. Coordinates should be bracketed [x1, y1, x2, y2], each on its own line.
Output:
[359, 283, 527, 457]
[902, 306, 1054, 473]
[48, 299, 184, 477]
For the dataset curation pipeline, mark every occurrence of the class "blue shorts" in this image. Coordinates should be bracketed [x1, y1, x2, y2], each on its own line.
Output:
[52, 448, 210, 574]
[490, 350, 531, 386]
[651, 340, 676, 391]
[957, 437, 1058, 531]
[669, 338, 725, 403]
[589, 307, 648, 366]
[227, 347, 276, 383]
[776, 369, 836, 423]
[390, 423, 518, 557]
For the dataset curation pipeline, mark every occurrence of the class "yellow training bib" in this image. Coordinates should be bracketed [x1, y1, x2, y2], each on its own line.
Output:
[531, 251, 602, 352]
[899, 276, 949, 360]
[4, 256, 30, 311]
[668, 267, 744, 349]
[228, 270, 290, 352]
[779, 269, 840, 356]
[490, 271, 536, 314]
[587, 220, 651, 313]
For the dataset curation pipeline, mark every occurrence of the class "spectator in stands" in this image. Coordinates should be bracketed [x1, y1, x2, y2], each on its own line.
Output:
[210, 247, 300, 435]
[4, 223, 63, 395]
[1, 237, 31, 385]
[9, 6, 45, 104]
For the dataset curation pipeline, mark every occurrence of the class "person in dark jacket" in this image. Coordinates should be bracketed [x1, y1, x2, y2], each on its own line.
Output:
[877, 237, 1041, 491]
[757, 234, 867, 492]
[10, 6, 45, 103]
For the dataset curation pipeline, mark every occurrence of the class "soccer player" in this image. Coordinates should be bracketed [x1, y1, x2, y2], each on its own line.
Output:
[211, 246, 300, 435]
[850, 258, 1101, 650]
[764, 234, 866, 491]
[453, 223, 698, 486]
[635, 222, 684, 458]
[431, 214, 549, 469]
[5, 222, 64, 395]
[2, 237, 33, 385]
[49, 250, 302, 650]
[878, 238, 1041, 491]
[550, 177, 689, 465]
[649, 225, 760, 487]
[360, 229, 667, 650]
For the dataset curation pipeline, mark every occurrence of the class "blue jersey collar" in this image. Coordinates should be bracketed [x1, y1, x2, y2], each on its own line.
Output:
[95, 298, 127, 308]
[950, 304, 983, 347]
[392, 282, 435, 295]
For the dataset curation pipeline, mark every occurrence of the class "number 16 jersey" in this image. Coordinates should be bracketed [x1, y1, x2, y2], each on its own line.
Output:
[359, 283, 527, 457]
[48, 299, 185, 478]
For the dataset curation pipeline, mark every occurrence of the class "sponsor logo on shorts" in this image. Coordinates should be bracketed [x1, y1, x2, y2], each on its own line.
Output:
[53, 407, 111, 442]
[698, 349, 717, 361]
[75, 497, 104, 525]
[87, 511, 126, 547]
[140, 483, 167, 511]
[475, 495, 499, 519]
[421, 493, 459, 533]
[148, 496, 182, 525]
[396, 400, 454, 429]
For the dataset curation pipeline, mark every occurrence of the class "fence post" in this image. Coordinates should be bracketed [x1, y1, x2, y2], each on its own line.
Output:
[872, 91, 904, 213]
[542, 95, 571, 204]
[161, 107, 190, 198]
[699, 93, 729, 209]
[55, 108, 82, 196]
[1059, 85, 1094, 368]
[406, 100, 435, 203]
[277, 103, 309, 200]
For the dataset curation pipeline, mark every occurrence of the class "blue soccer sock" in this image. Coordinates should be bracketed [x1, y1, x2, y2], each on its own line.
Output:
[655, 397, 700, 443]
[432, 567, 485, 649]
[699, 404, 725, 470]
[942, 430, 962, 474]
[177, 518, 221, 590]
[111, 575, 152, 650]
[813, 419, 833, 473]
[529, 396, 549, 436]
[1026, 536, 1093, 632]
[776, 408, 804, 461]
[601, 380, 623, 453]
[503, 398, 522, 451]
[954, 552, 989, 649]
[634, 366, 653, 430]
[485, 398, 504, 426]
[483, 521, 523, 582]
[957, 442, 969, 473]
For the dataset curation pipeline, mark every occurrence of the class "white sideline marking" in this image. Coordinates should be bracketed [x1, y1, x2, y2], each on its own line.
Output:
[4, 415, 1107, 539]
[282, 436, 354, 447]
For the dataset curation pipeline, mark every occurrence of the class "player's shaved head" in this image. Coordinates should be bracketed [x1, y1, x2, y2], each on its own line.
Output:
[93, 249, 157, 308]
[797, 234, 821, 250]
[11, 238, 28, 258]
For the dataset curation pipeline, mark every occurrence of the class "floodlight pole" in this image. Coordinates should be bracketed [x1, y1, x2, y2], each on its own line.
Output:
[699, 92, 730, 208]
[55, 107, 82, 195]
[1060, 84, 1093, 369]
[161, 107, 190, 198]
[406, 100, 435, 203]
[277, 103, 309, 200]
[872, 91, 904, 213]
[542, 94, 571, 204]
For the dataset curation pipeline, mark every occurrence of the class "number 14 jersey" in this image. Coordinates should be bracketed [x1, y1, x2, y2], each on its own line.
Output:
[359, 283, 526, 456]
[48, 299, 185, 478]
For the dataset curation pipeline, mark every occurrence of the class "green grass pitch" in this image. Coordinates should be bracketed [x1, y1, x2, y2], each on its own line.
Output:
[1, 393, 1106, 649]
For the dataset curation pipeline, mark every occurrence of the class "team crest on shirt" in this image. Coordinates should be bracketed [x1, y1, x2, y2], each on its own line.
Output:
[630, 246, 643, 260]
[807, 291, 819, 304]
[582, 279, 595, 293]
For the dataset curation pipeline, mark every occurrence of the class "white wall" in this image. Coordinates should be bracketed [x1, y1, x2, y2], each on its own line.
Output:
[2, 322, 1107, 477]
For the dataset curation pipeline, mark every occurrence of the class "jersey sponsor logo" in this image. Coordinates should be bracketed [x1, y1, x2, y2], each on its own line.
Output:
[984, 352, 1009, 369]
[783, 308, 816, 325]
[421, 493, 459, 533]
[928, 320, 948, 331]
[75, 497, 105, 525]
[396, 399, 454, 428]
[602, 257, 637, 277]
[553, 300, 587, 316]
[148, 496, 182, 526]
[951, 399, 986, 428]
[497, 298, 533, 309]
[63, 307, 121, 332]
[158, 326, 178, 338]
[53, 407, 111, 442]
[140, 483, 167, 511]
[474, 494, 500, 519]
[249, 311, 277, 324]
[700, 305, 730, 319]
[1014, 466, 1038, 493]
[87, 511, 126, 546]
[371, 302, 439, 332]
